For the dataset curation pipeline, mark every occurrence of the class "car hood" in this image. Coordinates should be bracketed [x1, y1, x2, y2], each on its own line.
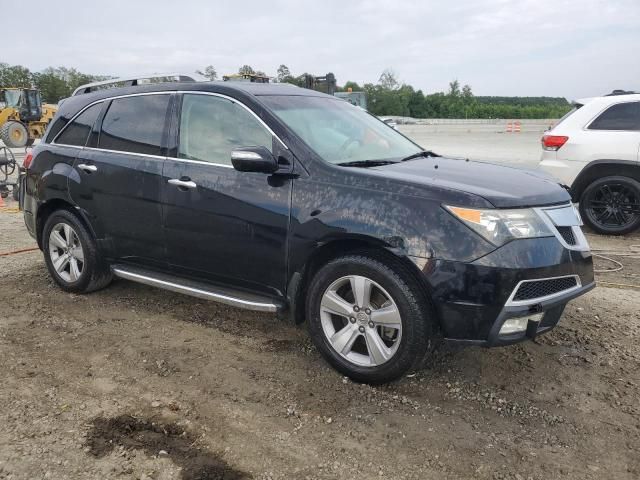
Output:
[368, 156, 570, 208]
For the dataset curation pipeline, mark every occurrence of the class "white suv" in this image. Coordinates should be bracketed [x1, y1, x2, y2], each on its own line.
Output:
[538, 91, 640, 235]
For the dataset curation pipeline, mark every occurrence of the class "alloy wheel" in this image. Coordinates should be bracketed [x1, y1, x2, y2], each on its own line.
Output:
[320, 275, 402, 367]
[48, 223, 85, 282]
[586, 182, 640, 230]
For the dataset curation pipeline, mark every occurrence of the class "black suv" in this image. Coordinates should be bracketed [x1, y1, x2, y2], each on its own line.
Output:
[22, 81, 595, 383]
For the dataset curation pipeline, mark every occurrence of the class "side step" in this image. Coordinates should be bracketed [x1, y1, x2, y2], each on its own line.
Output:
[111, 264, 281, 313]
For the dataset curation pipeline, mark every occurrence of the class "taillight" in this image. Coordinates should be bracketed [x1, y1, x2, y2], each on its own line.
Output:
[541, 135, 568, 151]
[23, 149, 34, 169]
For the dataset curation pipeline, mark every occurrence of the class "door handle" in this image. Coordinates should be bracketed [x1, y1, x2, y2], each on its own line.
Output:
[168, 178, 197, 189]
[77, 163, 97, 173]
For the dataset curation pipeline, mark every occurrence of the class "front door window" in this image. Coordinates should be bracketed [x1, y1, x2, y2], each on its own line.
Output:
[178, 94, 273, 166]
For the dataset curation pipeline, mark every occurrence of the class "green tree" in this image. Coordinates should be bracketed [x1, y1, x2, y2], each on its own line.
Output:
[408, 89, 427, 118]
[196, 65, 217, 81]
[32, 67, 107, 103]
[342, 81, 362, 92]
[448, 80, 461, 97]
[238, 65, 255, 75]
[378, 69, 399, 90]
[32, 69, 68, 102]
[276, 64, 291, 82]
[0, 63, 32, 87]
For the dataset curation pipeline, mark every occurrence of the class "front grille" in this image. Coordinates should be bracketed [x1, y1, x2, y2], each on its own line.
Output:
[556, 226, 576, 245]
[512, 276, 578, 302]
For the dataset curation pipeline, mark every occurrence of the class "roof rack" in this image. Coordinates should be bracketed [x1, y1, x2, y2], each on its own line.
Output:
[71, 73, 206, 96]
[604, 89, 638, 96]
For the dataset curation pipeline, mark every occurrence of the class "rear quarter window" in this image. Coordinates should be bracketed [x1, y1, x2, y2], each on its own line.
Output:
[554, 105, 581, 128]
[53, 103, 103, 147]
[588, 102, 640, 131]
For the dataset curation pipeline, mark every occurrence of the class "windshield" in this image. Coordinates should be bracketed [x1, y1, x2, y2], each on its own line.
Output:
[3, 89, 22, 108]
[260, 95, 422, 164]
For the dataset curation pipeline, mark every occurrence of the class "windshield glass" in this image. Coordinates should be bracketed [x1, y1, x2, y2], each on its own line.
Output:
[260, 95, 421, 164]
[3, 89, 22, 108]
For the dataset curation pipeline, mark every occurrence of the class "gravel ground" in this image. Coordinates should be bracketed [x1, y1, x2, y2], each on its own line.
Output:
[1, 134, 639, 479]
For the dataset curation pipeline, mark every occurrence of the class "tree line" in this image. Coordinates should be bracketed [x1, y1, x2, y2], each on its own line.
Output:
[199, 64, 572, 119]
[0, 63, 109, 104]
[1, 61, 572, 119]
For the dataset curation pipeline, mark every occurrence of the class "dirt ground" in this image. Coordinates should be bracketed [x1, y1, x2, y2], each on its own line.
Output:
[2, 133, 640, 480]
[1, 195, 639, 480]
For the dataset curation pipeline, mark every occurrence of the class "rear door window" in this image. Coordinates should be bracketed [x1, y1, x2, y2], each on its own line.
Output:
[588, 102, 640, 131]
[54, 103, 103, 147]
[98, 94, 170, 155]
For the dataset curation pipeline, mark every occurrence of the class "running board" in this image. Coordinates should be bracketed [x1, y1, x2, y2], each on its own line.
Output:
[111, 265, 280, 313]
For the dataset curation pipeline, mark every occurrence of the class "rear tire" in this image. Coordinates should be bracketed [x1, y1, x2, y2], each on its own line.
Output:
[42, 209, 112, 293]
[579, 176, 640, 235]
[0, 121, 29, 148]
[306, 253, 432, 384]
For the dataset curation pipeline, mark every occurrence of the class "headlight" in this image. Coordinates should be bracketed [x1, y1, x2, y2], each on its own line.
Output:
[445, 205, 554, 246]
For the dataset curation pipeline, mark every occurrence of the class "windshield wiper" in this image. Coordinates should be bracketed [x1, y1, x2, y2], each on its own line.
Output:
[399, 150, 440, 162]
[336, 160, 398, 168]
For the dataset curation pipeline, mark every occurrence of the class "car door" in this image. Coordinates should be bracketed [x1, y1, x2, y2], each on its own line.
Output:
[69, 93, 172, 268]
[162, 92, 292, 297]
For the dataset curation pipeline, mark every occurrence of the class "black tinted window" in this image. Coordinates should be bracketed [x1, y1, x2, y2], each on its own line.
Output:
[55, 103, 102, 146]
[589, 102, 640, 130]
[98, 95, 170, 155]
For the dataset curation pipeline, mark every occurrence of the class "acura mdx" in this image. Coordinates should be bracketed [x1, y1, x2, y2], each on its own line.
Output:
[21, 80, 595, 383]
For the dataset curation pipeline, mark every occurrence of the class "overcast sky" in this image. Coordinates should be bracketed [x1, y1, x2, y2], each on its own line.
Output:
[6, 0, 639, 99]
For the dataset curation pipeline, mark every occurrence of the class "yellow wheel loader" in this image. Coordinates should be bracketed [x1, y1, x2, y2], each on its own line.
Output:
[0, 88, 56, 148]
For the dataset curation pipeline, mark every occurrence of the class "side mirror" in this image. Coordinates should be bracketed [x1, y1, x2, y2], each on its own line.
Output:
[231, 146, 278, 174]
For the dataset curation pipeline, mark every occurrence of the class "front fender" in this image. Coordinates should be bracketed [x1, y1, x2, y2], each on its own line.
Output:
[288, 179, 496, 277]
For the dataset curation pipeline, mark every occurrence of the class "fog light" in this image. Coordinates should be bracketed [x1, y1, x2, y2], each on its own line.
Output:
[499, 313, 544, 335]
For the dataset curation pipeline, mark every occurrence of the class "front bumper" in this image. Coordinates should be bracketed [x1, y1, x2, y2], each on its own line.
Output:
[415, 236, 595, 346]
[484, 279, 594, 346]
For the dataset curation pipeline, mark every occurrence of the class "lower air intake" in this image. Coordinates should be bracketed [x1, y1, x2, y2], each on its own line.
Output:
[512, 276, 578, 302]
[556, 226, 576, 245]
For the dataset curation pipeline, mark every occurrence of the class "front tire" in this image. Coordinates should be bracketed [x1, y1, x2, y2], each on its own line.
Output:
[306, 254, 432, 384]
[579, 176, 640, 235]
[42, 210, 112, 293]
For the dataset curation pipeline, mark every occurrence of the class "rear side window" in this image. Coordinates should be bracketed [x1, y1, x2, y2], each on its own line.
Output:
[589, 102, 640, 131]
[554, 105, 581, 128]
[54, 103, 102, 147]
[98, 94, 170, 155]
[178, 94, 272, 165]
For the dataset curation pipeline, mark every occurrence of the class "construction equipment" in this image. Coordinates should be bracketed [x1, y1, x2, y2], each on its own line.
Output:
[303, 73, 337, 95]
[335, 89, 367, 110]
[222, 73, 270, 83]
[303, 73, 367, 109]
[0, 88, 56, 147]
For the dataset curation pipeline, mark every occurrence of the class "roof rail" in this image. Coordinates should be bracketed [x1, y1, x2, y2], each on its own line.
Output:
[604, 89, 638, 96]
[71, 73, 206, 96]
